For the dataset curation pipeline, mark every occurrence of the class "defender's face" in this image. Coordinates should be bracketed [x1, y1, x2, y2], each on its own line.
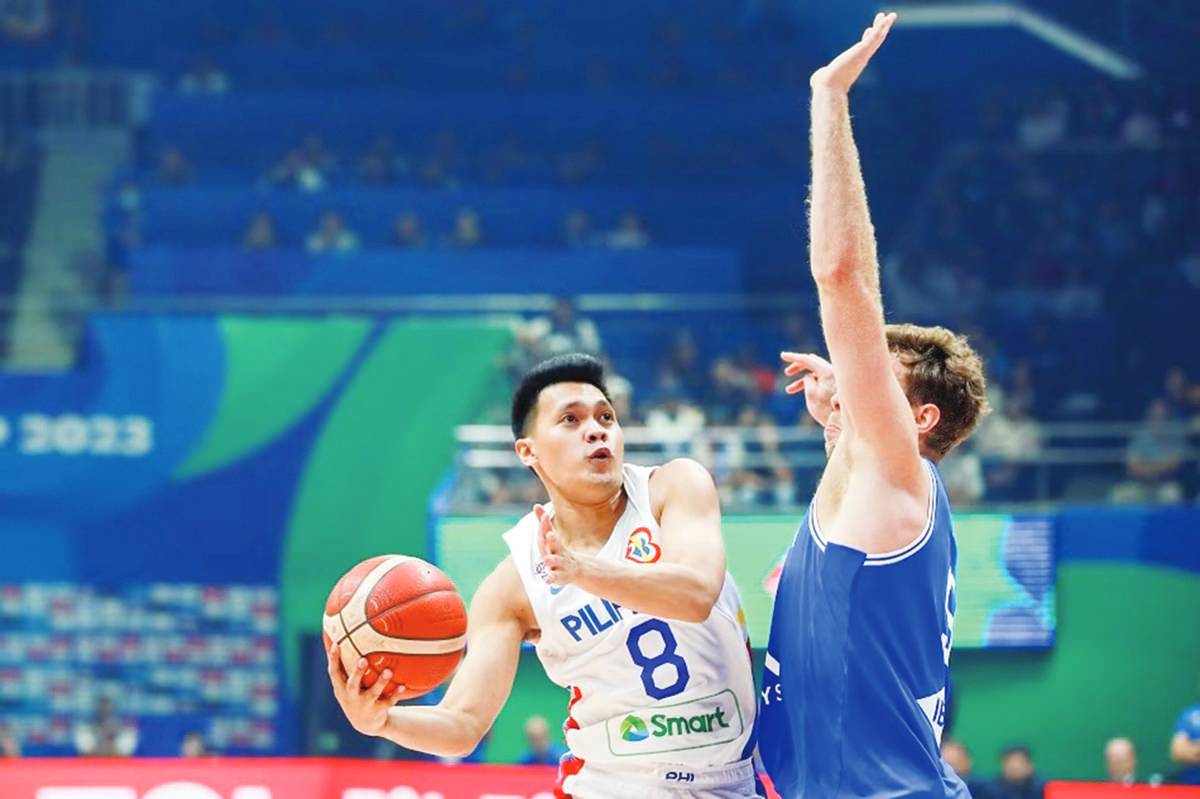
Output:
[520, 382, 624, 499]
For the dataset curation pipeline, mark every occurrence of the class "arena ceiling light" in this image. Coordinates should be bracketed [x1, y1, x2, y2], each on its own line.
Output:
[890, 3, 1144, 79]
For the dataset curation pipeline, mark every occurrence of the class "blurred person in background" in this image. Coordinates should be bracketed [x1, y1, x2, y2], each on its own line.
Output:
[1170, 701, 1200, 785]
[448, 206, 484, 249]
[155, 145, 194, 186]
[179, 55, 230, 95]
[392, 212, 428, 248]
[938, 444, 986, 506]
[562, 209, 598, 248]
[306, 210, 360, 255]
[180, 730, 210, 757]
[644, 385, 706, 457]
[941, 738, 994, 799]
[994, 745, 1044, 799]
[662, 330, 708, 400]
[1104, 737, 1138, 784]
[975, 397, 1041, 501]
[517, 715, 567, 765]
[358, 134, 405, 185]
[1, 0, 51, 41]
[267, 134, 335, 192]
[515, 296, 602, 362]
[74, 695, 138, 757]
[1111, 398, 1188, 504]
[605, 211, 651, 250]
[241, 211, 278, 251]
[0, 724, 20, 757]
[1162, 367, 1196, 423]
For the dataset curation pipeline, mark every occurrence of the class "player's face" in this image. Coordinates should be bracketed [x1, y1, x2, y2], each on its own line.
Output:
[521, 382, 625, 501]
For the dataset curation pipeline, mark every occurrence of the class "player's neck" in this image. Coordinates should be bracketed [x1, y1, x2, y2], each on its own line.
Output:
[548, 488, 628, 551]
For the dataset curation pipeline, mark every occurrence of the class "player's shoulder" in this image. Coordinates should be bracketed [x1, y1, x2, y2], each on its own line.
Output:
[648, 457, 715, 491]
[647, 458, 718, 517]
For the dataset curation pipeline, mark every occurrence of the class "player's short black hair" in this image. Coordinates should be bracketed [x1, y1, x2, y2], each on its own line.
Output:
[1001, 744, 1032, 760]
[511, 353, 611, 438]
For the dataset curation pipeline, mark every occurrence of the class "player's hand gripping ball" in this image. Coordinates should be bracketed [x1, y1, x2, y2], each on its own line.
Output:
[323, 555, 467, 702]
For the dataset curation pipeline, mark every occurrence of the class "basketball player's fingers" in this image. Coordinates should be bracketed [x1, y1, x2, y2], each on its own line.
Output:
[545, 530, 562, 554]
[327, 641, 348, 681]
[783, 362, 811, 377]
[780, 352, 825, 374]
[347, 657, 369, 693]
[781, 351, 825, 366]
[371, 669, 392, 701]
[535, 503, 554, 534]
[785, 379, 807, 395]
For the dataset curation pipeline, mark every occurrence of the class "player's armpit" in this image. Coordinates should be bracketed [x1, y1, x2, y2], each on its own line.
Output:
[381, 557, 530, 757]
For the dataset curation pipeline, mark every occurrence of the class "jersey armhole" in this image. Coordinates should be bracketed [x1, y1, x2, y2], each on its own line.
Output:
[860, 459, 938, 567]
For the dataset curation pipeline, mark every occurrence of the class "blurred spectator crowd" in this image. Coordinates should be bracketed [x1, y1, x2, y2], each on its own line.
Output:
[450, 295, 1200, 510]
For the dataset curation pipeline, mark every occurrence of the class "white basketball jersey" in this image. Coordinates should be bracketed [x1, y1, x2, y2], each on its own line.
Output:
[502, 463, 757, 787]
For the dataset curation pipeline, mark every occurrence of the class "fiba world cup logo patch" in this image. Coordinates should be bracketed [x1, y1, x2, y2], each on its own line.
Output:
[625, 527, 661, 564]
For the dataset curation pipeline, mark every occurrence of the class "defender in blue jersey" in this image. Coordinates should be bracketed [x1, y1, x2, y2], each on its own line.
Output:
[757, 13, 992, 799]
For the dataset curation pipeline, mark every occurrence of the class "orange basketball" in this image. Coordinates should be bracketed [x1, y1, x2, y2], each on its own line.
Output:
[323, 555, 467, 701]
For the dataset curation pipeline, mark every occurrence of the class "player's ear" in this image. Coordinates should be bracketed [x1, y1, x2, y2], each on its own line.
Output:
[913, 403, 940, 436]
[514, 437, 537, 467]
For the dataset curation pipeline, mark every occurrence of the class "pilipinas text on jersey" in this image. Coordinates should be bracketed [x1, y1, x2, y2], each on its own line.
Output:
[758, 459, 970, 799]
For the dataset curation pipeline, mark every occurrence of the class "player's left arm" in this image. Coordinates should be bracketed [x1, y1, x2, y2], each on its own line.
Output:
[542, 458, 725, 623]
[808, 14, 928, 498]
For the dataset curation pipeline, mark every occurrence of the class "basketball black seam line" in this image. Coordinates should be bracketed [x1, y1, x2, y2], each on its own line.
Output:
[340, 588, 465, 643]
[338, 609, 363, 659]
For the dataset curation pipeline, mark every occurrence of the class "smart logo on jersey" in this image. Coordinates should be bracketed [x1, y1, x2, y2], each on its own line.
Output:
[620, 715, 649, 742]
[606, 689, 744, 756]
[624, 527, 661, 564]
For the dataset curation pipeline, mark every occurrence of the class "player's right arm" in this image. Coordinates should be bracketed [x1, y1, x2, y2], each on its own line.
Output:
[327, 556, 531, 757]
[807, 14, 925, 489]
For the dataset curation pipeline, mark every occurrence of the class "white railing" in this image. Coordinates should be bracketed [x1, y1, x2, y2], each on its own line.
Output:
[448, 422, 1200, 510]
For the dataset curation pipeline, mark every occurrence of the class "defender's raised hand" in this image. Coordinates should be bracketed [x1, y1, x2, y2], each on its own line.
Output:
[811, 12, 897, 94]
[781, 351, 837, 427]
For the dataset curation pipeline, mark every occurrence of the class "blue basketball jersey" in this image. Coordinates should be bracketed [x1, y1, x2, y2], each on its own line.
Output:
[758, 459, 969, 799]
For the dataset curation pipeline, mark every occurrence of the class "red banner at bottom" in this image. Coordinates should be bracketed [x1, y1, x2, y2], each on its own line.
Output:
[1046, 782, 1200, 798]
[4, 761, 1197, 799]
[0, 758, 558, 799]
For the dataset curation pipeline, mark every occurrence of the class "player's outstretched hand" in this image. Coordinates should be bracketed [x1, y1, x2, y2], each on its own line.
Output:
[811, 11, 897, 94]
[782, 351, 837, 427]
[536, 504, 583, 586]
[326, 640, 401, 737]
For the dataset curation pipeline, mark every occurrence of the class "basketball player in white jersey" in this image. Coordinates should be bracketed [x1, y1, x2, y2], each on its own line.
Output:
[327, 353, 760, 798]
